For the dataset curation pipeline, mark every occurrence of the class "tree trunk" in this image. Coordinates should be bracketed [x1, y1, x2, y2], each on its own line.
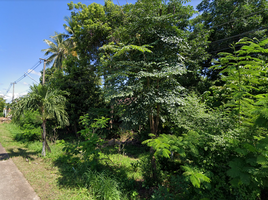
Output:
[42, 121, 46, 156]
[110, 105, 114, 129]
[41, 121, 51, 156]
[74, 122, 78, 137]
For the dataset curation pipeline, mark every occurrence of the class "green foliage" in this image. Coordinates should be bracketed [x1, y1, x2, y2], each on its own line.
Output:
[143, 134, 186, 159]
[36, 0, 268, 198]
[182, 166, 210, 188]
[226, 135, 268, 192]
[12, 84, 69, 127]
[140, 156, 163, 187]
[63, 115, 110, 170]
[151, 174, 190, 199]
[98, 0, 209, 136]
[211, 37, 268, 126]
[12, 110, 42, 142]
[254, 96, 268, 128]
[42, 32, 76, 69]
[79, 114, 110, 137]
[130, 160, 141, 172]
[143, 133, 210, 189]
[46, 55, 105, 137]
[15, 110, 42, 127]
[0, 95, 5, 115]
[11, 84, 69, 156]
[197, 0, 268, 80]
[82, 170, 123, 200]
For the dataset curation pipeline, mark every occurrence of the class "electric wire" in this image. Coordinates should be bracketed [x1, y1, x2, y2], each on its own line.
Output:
[208, 9, 267, 30]
[3, 55, 50, 100]
[4, 84, 12, 97]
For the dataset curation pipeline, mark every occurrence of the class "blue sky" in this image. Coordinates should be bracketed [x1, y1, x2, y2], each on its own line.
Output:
[0, 0, 202, 103]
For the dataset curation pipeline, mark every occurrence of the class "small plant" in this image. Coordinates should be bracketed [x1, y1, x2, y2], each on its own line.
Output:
[131, 160, 141, 172]
[63, 115, 110, 170]
[82, 170, 122, 200]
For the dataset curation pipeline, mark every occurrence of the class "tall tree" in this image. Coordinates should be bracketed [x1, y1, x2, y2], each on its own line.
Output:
[12, 84, 69, 156]
[42, 32, 74, 70]
[47, 55, 104, 136]
[99, 0, 209, 135]
[67, 1, 123, 69]
[66, 1, 125, 130]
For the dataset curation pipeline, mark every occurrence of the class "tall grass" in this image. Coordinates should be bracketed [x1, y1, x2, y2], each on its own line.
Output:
[83, 170, 124, 200]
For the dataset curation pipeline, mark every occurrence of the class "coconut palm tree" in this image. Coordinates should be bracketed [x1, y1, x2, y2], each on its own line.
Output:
[42, 32, 74, 70]
[63, 16, 75, 39]
[12, 84, 69, 156]
[63, 16, 78, 58]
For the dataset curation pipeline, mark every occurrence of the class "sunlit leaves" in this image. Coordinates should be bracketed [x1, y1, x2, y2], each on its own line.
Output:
[182, 165, 211, 188]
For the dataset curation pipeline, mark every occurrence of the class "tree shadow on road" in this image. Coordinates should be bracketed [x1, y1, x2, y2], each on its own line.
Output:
[0, 153, 9, 160]
[5, 147, 39, 161]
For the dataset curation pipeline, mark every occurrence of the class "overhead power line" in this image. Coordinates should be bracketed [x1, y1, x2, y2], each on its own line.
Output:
[209, 9, 267, 30]
[3, 56, 50, 100]
[4, 84, 12, 97]
[210, 26, 268, 45]
[12, 55, 50, 85]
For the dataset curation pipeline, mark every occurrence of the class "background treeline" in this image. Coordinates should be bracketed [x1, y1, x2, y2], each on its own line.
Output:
[10, 0, 268, 199]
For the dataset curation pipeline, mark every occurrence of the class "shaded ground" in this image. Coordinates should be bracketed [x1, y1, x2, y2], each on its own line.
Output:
[0, 143, 40, 200]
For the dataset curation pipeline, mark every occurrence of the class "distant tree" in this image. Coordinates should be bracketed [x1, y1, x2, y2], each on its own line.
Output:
[12, 84, 69, 156]
[0, 96, 6, 117]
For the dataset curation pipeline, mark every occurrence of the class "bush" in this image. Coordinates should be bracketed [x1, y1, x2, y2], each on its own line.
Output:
[13, 110, 42, 142]
[82, 170, 123, 200]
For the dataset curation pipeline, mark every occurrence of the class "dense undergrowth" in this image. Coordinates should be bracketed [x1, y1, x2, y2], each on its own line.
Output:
[8, 92, 268, 199]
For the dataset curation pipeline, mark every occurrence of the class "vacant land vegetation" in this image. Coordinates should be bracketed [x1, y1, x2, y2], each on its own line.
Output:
[0, 122, 151, 199]
[2, 0, 268, 199]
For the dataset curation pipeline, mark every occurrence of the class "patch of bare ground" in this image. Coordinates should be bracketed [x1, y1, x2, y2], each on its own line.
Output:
[0, 117, 11, 124]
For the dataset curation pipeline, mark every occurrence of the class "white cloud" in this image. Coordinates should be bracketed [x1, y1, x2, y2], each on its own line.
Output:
[2, 92, 29, 103]
[27, 69, 41, 77]
[22, 82, 29, 86]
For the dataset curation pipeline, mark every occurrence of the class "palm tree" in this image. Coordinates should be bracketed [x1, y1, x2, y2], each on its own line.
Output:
[63, 16, 75, 39]
[42, 32, 74, 70]
[63, 16, 78, 58]
[12, 84, 69, 156]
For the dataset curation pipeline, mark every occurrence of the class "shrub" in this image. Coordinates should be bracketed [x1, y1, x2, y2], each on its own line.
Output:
[82, 170, 122, 200]
[12, 110, 42, 142]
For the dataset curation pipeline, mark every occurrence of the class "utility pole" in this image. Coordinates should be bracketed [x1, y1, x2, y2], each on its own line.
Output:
[12, 82, 16, 102]
[39, 58, 47, 85]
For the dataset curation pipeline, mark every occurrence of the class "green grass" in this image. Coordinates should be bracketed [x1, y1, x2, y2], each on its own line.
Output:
[0, 123, 93, 199]
[0, 122, 150, 199]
